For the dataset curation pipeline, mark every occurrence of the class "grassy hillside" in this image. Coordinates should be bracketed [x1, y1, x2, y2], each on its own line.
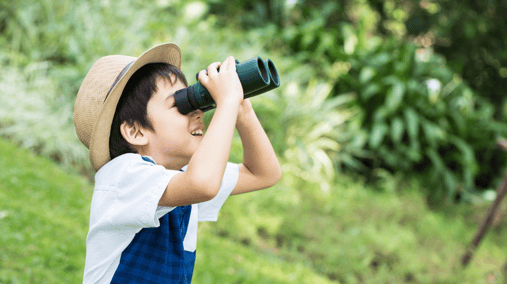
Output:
[0, 138, 332, 283]
[0, 137, 90, 283]
[1, 136, 506, 283]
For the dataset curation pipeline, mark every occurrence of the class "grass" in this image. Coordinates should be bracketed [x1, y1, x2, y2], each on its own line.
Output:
[208, 166, 507, 283]
[0, 137, 333, 283]
[0, 138, 90, 283]
[1, 136, 506, 283]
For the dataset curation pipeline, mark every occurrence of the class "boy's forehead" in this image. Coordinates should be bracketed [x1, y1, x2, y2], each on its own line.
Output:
[154, 77, 185, 100]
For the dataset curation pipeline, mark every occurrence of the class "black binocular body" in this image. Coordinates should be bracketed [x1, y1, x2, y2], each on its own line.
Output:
[174, 57, 280, 115]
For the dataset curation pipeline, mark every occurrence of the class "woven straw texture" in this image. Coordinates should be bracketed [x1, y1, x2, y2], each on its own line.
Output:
[74, 43, 181, 170]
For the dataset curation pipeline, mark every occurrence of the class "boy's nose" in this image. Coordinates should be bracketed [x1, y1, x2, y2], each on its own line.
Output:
[190, 109, 203, 119]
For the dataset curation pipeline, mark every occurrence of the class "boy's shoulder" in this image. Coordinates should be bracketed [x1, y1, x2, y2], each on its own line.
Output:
[94, 153, 172, 189]
[96, 153, 143, 175]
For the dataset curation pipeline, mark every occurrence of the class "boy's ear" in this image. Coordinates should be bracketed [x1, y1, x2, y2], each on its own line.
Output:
[120, 121, 149, 147]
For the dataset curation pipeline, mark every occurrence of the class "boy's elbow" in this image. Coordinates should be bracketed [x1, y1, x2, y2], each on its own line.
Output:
[191, 175, 221, 201]
[202, 183, 221, 201]
[200, 188, 219, 201]
[265, 165, 282, 188]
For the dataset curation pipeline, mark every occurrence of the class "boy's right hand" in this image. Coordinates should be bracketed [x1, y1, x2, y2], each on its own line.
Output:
[198, 56, 244, 108]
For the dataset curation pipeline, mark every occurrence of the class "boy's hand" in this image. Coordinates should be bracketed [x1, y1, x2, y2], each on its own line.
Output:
[198, 56, 244, 108]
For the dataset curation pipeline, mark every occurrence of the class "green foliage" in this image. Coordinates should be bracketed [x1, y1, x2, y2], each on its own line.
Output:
[274, 1, 507, 202]
[367, 0, 507, 119]
[0, 138, 91, 283]
[208, 165, 507, 283]
[0, 0, 268, 177]
[0, 0, 361, 194]
[195, 233, 334, 283]
[345, 38, 507, 201]
[253, 76, 360, 191]
[0, 63, 91, 176]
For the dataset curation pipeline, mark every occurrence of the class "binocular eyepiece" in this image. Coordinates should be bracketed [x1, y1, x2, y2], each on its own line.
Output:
[174, 57, 280, 115]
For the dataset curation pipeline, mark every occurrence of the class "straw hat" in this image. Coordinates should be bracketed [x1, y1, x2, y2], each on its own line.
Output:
[74, 43, 181, 171]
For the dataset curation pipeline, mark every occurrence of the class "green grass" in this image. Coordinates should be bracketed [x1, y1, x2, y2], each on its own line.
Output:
[0, 138, 90, 283]
[0, 137, 333, 283]
[210, 169, 507, 283]
[1, 136, 506, 283]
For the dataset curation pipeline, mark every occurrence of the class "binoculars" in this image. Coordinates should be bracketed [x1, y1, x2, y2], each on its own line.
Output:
[174, 57, 280, 115]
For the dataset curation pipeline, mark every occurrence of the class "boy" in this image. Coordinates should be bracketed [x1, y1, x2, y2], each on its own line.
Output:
[73, 43, 281, 283]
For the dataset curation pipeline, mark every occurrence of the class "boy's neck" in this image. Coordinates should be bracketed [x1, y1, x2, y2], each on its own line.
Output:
[138, 148, 189, 170]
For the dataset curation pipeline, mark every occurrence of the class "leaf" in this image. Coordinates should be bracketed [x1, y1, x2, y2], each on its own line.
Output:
[306, 122, 333, 142]
[421, 120, 446, 147]
[373, 107, 388, 122]
[369, 122, 388, 149]
[390, 117, 405, 144]
[359, 67, 376, 84]
[342, 24, 358, 55]
[349, 130, 368, 149]
[379, 147, 399, 168]
[338, 153, 368, 171]
[385, 82, 405, 113]
[443, 170, 458, 194]
[312, 149, 335, 179]
[426, 149, 445, 172]
[448, 135, 478, 175]
[449, 111, 466, 136]
[313, 138, 341, 152]
[399, 144, 422, 162]
[403, 107, 419, 141]
[369, 52, 392, 67]
[361, 83, 380, 101]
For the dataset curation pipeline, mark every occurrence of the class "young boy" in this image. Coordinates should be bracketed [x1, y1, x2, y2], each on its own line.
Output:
[73, 43, 281, 283]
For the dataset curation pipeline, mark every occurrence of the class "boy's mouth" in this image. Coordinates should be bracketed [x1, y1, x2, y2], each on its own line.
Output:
[191, 129, 203, 136]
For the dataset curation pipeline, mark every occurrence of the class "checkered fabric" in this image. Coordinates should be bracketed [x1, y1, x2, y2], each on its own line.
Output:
[111, 158, 195, 283]
[110, 205, 195, 284]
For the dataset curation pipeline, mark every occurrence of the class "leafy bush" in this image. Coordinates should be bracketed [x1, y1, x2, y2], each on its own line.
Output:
[0, 0, 270, 176]
[277, 3, 507, 202]
[253, 76, 359, 192]
[366, 0, 507, 120]
[0, 62, 91, 176]
[344, 38, 507, 202]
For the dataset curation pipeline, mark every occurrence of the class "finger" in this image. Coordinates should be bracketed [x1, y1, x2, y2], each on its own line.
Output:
[228, 56, 236, 71]
[197, 70, 208, 84]
[220, 57, 231, 72]
[207, 61, 221, 76]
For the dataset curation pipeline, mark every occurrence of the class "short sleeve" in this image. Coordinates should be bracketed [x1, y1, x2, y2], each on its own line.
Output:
[197, 162, 239, 221]
[93, 154, 180, 230]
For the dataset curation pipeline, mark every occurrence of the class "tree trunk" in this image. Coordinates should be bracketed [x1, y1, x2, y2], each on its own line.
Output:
[462, 139, 507, 267]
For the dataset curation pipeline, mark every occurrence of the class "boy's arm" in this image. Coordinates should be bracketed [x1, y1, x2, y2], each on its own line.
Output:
[232, 99, 281, 195]
[159, 57, 243, 206]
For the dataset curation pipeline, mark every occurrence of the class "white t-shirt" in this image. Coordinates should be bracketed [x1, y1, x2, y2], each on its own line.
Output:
[83, 154, 239, 283]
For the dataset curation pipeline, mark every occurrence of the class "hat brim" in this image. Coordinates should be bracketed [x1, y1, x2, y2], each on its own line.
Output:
[89, 43, 181, 170]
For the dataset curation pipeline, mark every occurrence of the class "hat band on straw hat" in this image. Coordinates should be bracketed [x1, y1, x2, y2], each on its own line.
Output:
[104, 60, 135, 102]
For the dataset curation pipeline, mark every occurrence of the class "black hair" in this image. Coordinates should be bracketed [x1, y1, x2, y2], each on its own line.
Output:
[109, 63, 188, 160]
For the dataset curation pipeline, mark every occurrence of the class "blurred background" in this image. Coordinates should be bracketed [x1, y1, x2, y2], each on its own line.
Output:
[1, 0, 507, 283]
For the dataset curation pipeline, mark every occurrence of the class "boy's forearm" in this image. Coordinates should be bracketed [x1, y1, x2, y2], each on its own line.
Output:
[187, 102, 239, 189]
[236, 109, 281, 181]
